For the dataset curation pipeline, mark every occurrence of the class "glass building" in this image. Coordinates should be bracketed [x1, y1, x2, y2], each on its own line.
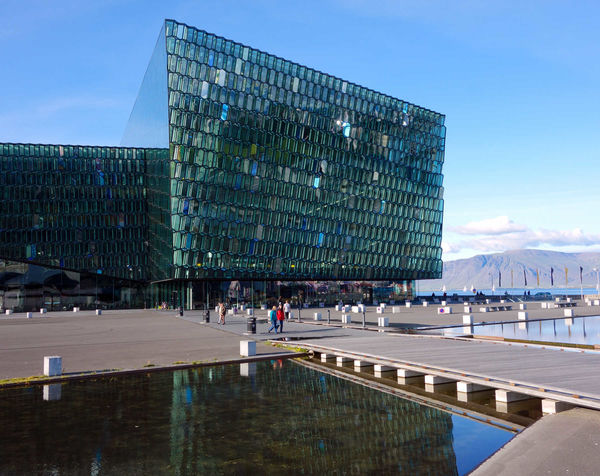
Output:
[0, 19, 445, 311]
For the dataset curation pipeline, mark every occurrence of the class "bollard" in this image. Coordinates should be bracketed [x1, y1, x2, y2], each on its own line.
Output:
[204, 309, 210, 323]
[178, 306, 183, 317]
[327, 309, 330, 324]
[240, 340, 256, 357]
[362, 310, 366, 328]
[298, 306, 301, 323]
[95, 309, 102, 316]
[44, 356, 62, 377]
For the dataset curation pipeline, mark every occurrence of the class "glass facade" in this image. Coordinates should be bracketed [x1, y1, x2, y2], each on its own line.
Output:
[155, 19, 445, 283]
[0, 19, 446, 309]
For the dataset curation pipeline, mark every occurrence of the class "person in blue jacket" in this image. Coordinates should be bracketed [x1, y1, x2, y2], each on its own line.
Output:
[267, 305, 279, 333]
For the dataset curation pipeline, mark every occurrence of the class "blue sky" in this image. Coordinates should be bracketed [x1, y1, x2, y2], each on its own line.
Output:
[1, 0, 599, 260]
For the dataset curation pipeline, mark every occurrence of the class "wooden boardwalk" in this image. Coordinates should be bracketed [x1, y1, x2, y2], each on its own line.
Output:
[294, 333, 600, 410]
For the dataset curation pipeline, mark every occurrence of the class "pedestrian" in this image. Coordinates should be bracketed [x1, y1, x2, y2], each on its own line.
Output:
[268, 306, 278, 333]
[277, 304, 285, 333]
[218, 301, 226, 325]
[284, 300, 291, 320]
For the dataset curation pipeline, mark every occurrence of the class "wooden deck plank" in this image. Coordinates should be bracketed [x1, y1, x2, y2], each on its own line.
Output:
[296, 334, 600, 406]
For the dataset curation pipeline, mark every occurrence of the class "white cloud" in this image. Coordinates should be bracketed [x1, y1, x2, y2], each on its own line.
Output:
[451, 216, 527, 235]
[444, 217, 600, 258]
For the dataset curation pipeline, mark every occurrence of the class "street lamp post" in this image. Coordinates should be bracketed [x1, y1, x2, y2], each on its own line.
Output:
[594, 268, 600, 296]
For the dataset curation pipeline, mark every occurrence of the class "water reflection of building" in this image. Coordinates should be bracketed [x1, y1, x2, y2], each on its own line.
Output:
[170, 363, 457, 474]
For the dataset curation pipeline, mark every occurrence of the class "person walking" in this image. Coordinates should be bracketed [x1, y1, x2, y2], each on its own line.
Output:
[283, 300, 291, 321]
[218, 301, 226, 325]
[267, 305, 278, 333]
[276, 304, 285, 333]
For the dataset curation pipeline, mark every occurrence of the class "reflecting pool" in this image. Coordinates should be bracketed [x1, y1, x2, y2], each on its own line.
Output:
[0, 361, 512, 475]
[444, 316, 600, 346]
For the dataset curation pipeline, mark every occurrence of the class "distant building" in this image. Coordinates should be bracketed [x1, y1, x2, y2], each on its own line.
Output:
[0, 19, 446, 311]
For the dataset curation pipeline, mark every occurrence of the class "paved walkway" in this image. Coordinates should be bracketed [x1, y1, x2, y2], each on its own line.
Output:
[473, 407, 600, 475]
[0, 309, 296, 379]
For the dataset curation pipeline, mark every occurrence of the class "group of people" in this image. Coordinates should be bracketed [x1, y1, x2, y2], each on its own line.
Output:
[268, 300, 291, 333]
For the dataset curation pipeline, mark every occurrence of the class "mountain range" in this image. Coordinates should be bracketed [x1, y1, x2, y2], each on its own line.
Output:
[420, 249, 600, 291]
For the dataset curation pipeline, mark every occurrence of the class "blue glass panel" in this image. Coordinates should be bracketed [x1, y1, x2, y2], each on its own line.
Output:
[121, 25, 168, 147]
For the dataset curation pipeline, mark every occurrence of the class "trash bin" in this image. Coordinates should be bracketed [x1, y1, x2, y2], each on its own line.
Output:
[178, 306, 183, 317]
[204, 310, 210, 323]
[247, 317, 256, 334]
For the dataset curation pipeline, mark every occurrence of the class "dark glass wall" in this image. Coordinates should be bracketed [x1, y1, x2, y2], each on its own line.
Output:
[0, 259, 147, 312]
[0, 143, 167, 282]
[162, 19, 445, 282]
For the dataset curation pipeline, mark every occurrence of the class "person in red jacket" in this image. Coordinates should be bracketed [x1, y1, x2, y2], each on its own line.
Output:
[276, 304, 285, 333]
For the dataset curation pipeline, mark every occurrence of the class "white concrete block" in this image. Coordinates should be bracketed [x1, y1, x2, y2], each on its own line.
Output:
[352, 306, 359, 313]
[336, 356, 352, 366]
[566, 298, 572, 303]
[240, 340, 256, 357]
[564, 309, 574, 318]
[43, 356, 62, 377]
[358, 304, 365, 312]
[228, 309, 234, 315]
[26, 312, 33, 319]
[5, 309, 12, 315]
[462, 325, 474, 334]
[335, 305, 341, 311]
[457, 381, 489, 393]
[519, 303, 527, 310]
[246, 308, 254, 315]
[480, 307, 489, 313]
[422, 301, 429, 307]
[405, 301, 412, 308]
[313, 312, 322, 321]
[595, 300, 600, 306]
[43, 384, 62, 401]
[73, 307, 80, 312]
[437, 306, 452, 315]
[542, 399, 575, 414]
[441, 300, 447, 306]
[518, 311, 528, 320]
[564, 318, 573, 326]
[240, 305, 246, 311]
[40, 308, 47, 314]
[462, 314, 473, 325]
[320, 353, 336, 362]
[555, 297, 561, 302]
[463, 306, 472, 313]
[495, 389, 530, 403]
[341, 314, 351, 324]
[261, 304, 268, 310]
[397, 368, 422, 378]
[95, 309, 102, 316]
[374, 365, 395, 372]
[380, 303, 386, 309]
[425, 374, 454, 385]
[500, 299, 506, 303]
[486, 299, 491, 304]
[240, 362, 256, 377]
[377, 317, 389, 327]
[376, 307, 383, 314]
[215, 306, 220, 313]
[354, 360, 374, 369]
[392, 306, 401, 313]
[541, 302, 548, 309]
